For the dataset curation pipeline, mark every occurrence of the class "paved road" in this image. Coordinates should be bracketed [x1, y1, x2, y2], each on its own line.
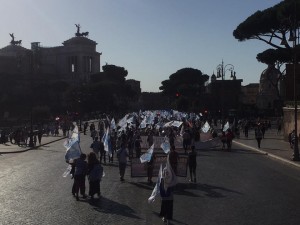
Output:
[1, 128, 300, 224]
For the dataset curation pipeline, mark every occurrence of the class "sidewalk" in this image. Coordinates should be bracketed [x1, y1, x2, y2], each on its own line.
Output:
[0, 134, 66, 154]
[233, 128, 300, 169]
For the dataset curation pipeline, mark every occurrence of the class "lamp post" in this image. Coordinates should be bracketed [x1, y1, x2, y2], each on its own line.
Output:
[215, 60, 236, 126]
[216, 59, 236, 80]
[290, 17, 300, 161]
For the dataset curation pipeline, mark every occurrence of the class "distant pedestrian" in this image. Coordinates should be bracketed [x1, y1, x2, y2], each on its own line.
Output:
[220, 131, 226, 150]
[147, 153, 155, 184]
[147, 130, 154, 148]
[87, 152, 103, 200]
[182, 129, 191, 154]
[168, 145, 179, 174]
[83, 122, 88, 135]
[90, 137, 101, 159]
[37, 129, 43, 145]
[226, 129, 234, 151]
[255, 125, 263, 148]
[117, 143, 129, 181]
[288, 130, 296, 149]
[261, 124, 266, 139]
[99, 140, 106, 164]
[277, 119, 282, 135]
[188, 146, 197, 183]
[134, 134, 142, 158]
[244, 121, 249, 138]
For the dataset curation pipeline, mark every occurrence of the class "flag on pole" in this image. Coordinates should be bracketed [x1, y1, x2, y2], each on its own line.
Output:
[103, 127, 113, 157]
[64, 124, 81, 162]
[223, 121, 230, 132]
[103, 127, 109, 151]
[179, 124, 184, 136]
[110, 118, 116, 131]
[148, 164, 163, 203]
[201, 121, 210, 133]
[160, 137, 170, 154]
[140, 144, 154, 163]
[163, 154, 178, 190]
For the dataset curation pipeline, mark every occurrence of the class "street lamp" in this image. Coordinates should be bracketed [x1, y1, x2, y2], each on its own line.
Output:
[289, 16, 299, 161]
[215, 60, 237, 126]
[216, 59, 236, 80]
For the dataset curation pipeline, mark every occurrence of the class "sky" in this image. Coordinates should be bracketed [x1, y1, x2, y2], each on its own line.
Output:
[0, 0, 283, 92]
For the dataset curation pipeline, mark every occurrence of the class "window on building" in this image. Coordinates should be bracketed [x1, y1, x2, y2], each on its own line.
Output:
[68, 56, 77, 73]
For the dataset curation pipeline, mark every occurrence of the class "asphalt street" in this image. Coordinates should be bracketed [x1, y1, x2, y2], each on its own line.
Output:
[0, 130, 300, 225]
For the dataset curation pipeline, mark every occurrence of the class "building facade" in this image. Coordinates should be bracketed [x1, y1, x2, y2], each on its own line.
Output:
[0, 31, 101, 85]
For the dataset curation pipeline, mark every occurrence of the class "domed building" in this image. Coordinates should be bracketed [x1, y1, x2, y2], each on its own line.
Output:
[256, 65, 282, 112]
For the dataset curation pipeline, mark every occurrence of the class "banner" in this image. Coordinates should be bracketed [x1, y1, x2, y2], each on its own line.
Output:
[140, 136, 183, 149]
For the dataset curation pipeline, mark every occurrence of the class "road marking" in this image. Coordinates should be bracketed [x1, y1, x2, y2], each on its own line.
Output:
[233, 140, 300, 169]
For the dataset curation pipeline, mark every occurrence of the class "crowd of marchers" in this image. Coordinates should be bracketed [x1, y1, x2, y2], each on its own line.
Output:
[65, 110, 286, 225]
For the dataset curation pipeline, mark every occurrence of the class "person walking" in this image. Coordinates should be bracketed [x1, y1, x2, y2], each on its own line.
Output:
[74, 153, 88, 201]
[134, 134, 142, 158]
[188, 146, 197, 183]
[226, 129, 234, 151]
[168, 145, 179, 174]
[90, 137, 101, 159]
[147, 153, 155, 184]
[255, 125, 263, 148]
[37, 128, 43, 145]
[117, 143, 129, 181]
[87, 152, 103, 200]
[147, 130, 154, 148]
[220, 131, 226, 150]
[99, 140, 106, 164]
[244, 121, 249, 138]
[159, 167, 175, 225]
[182, 129, 191, 154]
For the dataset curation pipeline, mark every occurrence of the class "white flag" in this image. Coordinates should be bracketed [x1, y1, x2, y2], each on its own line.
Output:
[160, 138, 170, 154]
[64, 124, 81, 162]
[140, 144, 154, 163]
[148, 164, 163, 203]
[223, 121, 230, 132]
[201, 121, 210, 133]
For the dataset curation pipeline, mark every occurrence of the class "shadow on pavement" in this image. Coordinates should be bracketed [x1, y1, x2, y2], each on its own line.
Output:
[88, 196, 141, 220]
[152, 211, 189, 225]
[128, 181, 155, 191]
[175, 182, 243, 198]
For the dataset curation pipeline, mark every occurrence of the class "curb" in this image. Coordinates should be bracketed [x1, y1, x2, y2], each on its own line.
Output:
[233, 140, 300, 169]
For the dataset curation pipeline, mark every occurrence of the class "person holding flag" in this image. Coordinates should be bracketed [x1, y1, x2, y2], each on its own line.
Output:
[148, 155, 177, 225]
[116, 142, 129, 181]
[159, 167, 175, 225]
[140, 144, 155, 184]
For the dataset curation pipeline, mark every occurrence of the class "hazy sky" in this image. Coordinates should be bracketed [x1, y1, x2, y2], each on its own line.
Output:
[0, 0, 282, 92]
